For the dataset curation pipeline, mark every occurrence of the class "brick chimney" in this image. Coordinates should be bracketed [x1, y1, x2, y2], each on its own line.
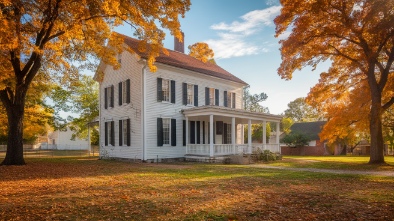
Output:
[174, 32, 184, 53]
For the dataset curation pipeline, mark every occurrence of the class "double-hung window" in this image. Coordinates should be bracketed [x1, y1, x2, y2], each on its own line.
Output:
[187, 84, 193, 105]
[105, 121, 115, 146]
[104, 85, 114, 109]
[118, 79, 130, 105]
[157, 118, 176, 146]
[162, 79, 170, 102]
[227, 92, 236, 108]
[209, 88, 215, 105]
[162, 118, 170, 145]
[157, 78, 175, 103]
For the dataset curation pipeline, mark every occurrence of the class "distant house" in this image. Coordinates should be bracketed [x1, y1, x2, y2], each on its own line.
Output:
[281, 121, 330, 156]
[41, 128, 90, 150]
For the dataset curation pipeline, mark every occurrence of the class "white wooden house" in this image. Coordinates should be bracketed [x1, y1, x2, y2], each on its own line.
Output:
[94, 32, 282, 161]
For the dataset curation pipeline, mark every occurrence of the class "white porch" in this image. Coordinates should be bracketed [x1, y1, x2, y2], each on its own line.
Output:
[182, 106, 282, 157]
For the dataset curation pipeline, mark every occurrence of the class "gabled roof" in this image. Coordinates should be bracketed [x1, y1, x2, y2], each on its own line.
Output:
[290, 121, 326, 140]
[117, 32, 248, 85]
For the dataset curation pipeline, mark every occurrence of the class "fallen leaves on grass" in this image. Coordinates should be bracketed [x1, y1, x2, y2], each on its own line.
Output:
[0, 158, 393, 221]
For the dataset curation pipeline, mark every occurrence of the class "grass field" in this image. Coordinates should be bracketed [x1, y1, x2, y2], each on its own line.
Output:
[270, 155, 394, 171]
[0, 157, 393, 221]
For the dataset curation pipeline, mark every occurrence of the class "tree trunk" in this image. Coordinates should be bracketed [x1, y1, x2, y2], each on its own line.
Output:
[1, 103, 25, 165]
[369, 95, 385, 164]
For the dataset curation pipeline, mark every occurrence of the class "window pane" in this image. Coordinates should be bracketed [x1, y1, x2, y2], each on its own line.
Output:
[187, 84, 193, 105]
[163, 118, 170, 144]
[123, 119, 128, 145]
[162, 80, 170, 102]
[227, 124, 232, 144]
[122, 81, 127, 104]
[209, 88, 214, 105]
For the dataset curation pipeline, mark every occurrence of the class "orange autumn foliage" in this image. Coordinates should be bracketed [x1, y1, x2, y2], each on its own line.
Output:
[188, 42, 215, 64]
[275, 0, 394, 163]
[0, 0, 190, 165]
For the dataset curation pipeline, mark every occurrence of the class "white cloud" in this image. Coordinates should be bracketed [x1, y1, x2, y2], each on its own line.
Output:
[210, 6, 281, 35]
[207, 5, 281, 59]
[277, 30, 291, 40]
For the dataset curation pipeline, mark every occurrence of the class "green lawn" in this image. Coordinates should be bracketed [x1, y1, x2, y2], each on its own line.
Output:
[0, 157, 393, 220]
[268, 155, 394, 171]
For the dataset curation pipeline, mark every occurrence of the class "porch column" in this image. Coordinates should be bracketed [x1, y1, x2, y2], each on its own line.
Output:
[210, 115, 214, 157]
[186, 117, 189, 153]
[248, 119, 252, 154]
[276, 121, 280, 153]
[262, 120, 266, 150]
[232, 117, 235, 154]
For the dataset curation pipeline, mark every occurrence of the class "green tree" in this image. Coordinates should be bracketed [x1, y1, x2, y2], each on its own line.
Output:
[50, 75, 98, 144]
[281, 132, 311, 148]
[0, 0, 190, 165]
[275, 0, 394, 164]
[284, 97, 321, 122]
[243, 86, 269, 113]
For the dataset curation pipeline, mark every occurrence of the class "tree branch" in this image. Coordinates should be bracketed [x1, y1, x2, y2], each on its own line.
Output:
[382, 97, 394, 112]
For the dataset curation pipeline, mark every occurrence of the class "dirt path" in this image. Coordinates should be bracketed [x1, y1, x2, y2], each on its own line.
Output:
[252, 164, 394, 177]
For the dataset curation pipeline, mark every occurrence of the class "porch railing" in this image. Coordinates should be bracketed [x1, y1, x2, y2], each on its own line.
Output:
[186, 143, 281, 156]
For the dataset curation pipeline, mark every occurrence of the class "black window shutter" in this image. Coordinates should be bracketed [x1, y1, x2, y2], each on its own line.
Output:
[111, 121, 115, 146]
[171, 80, 176, 104]
[196, 121, 200, 144]
[110, 85, 114, 108]
[190, 121, 195, 144]
[157, 78, 162, 102]
[119, 120, 123, 146]
[215, 89, 219, 106]
[182, 83, 187, 105]
[127, 119, 131, 146]
[105, 122, 108, 146]
[223, 91, 228, 107]
[126, 79, 130, 104]
[118, 82, 122, 106]
[157, 118, 163, 146]
[183, 120, 186, 146]
[223, 123, 228, 144]
[194, 85, 198, 106]
[205, 87, 209, 105]
[232, 93, 236, 108]
[104, 88, 108, 109]
[171, 119, 176, 146]
[202, 121, 205, 144]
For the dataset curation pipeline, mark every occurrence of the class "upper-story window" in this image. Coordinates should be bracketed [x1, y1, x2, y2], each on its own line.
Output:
[162, 79, 170, 102]
[183, 83, 198, 106]
[104, 85, 114, 109]
[119, 79, 130, 105]
[157, 78, 175, 104]
[187, 84, 193, 105]
[227, 92, 236, 108]
[209, 88, 215, 105]
[205, 87, 219, 106]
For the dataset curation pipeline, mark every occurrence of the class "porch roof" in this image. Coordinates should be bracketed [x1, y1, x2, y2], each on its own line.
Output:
[182, 105, 282, 123]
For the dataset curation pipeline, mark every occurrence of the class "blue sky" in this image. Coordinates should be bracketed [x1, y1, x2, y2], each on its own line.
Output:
[116, 0, 328, 115]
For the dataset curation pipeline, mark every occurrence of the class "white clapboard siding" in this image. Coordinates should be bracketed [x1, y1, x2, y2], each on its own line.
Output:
[99, 50, 143, 159]
[144, 64, 245, 160]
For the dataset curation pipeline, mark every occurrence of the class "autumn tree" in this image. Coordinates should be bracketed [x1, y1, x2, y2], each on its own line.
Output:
[284, 97, 322, 122]
[0, 0, 190, 165]
[188, 42, 216, 64]
[275, 0, 394, 164]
